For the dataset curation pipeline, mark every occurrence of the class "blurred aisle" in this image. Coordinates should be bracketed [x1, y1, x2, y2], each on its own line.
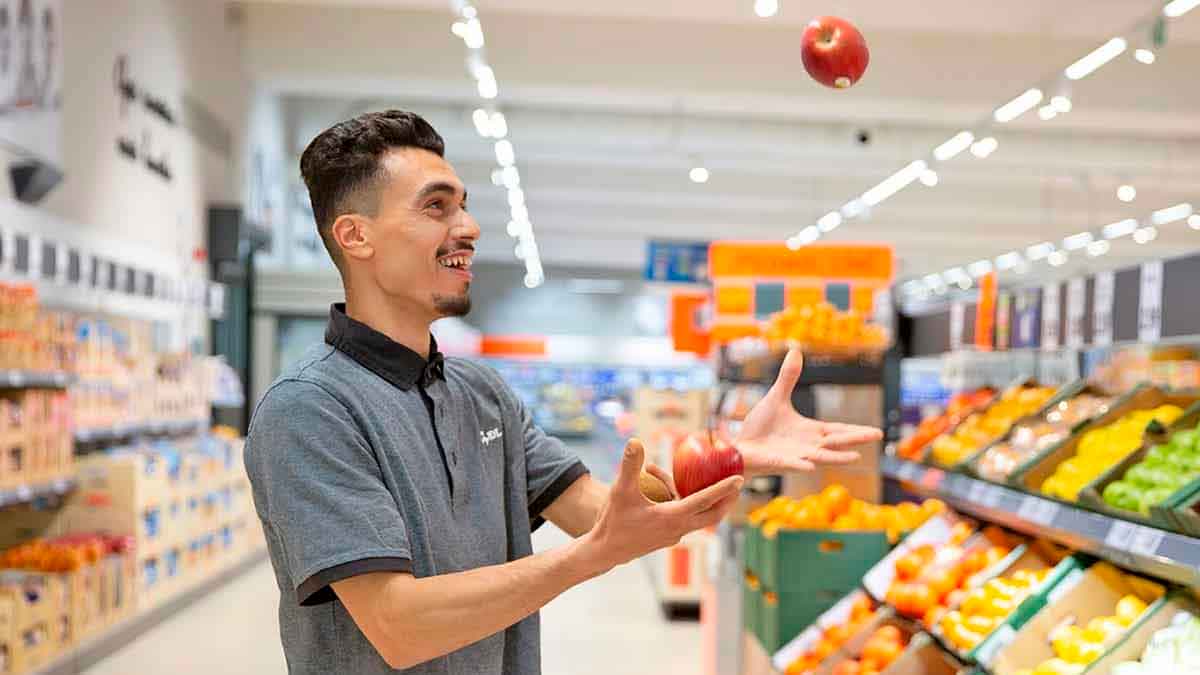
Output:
[82, 436, 701, 675]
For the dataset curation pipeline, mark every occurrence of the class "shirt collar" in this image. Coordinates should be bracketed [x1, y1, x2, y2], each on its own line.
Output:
[324, 303, 445, 390]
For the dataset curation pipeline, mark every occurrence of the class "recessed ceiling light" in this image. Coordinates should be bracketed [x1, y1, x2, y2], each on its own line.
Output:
[1117, 184, 1136, 202]
[689, 167, 710, 183]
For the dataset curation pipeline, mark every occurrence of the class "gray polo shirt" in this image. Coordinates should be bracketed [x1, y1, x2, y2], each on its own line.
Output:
[244, 304, 589, 674]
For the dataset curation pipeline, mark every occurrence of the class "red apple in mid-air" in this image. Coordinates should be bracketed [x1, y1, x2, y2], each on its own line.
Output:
[673, 434, 744, 499]
[801, 16, 869, 89]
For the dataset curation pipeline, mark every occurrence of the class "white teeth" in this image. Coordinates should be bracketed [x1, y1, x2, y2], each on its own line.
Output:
[440, 256, 471, 269]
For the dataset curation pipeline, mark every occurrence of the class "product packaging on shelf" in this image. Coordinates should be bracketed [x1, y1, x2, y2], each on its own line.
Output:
[927, 380, 1059, 470]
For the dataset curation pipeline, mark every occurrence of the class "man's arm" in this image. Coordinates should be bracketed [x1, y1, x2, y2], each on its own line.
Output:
[333, 440, 741, 670]
[541, 462, 677, 537]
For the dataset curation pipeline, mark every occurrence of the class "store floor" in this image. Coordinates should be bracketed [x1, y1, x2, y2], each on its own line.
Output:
[83, 435, 703, 675]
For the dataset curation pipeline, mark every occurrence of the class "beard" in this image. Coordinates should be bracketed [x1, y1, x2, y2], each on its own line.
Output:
[433, 286, 471, 317]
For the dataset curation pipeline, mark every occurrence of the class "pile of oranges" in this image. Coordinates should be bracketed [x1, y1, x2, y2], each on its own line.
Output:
[763, 303, 889, 352]
[748, 485, 946, 544]
[0, 534, 133, 573]
[885, 523, 1013, 625]
[896, 389, 995, 461]
[784, 595, 876, 674]
[829, 624, 908, 675]
[938, 567, 1053, 652]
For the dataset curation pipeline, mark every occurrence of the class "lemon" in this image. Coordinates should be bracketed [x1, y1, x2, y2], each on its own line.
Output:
[1115, 594, 1147, 625]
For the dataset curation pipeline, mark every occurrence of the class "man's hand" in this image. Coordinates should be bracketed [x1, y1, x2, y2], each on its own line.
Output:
[736, 348, 883, 477]
[579, 438, 742, 574]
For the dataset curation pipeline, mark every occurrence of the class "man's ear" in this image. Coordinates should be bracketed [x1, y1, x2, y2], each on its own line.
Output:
[332, 214, 374, 262]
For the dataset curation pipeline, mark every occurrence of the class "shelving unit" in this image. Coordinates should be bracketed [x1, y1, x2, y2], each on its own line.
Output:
[74, 418, 210, 445]
[0, 370, 71, 389]
[0, 478, 75, 508]
[882, 455, 1200, 587]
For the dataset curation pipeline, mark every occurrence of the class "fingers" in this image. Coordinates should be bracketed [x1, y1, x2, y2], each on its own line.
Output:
[643, 463, 679, 500]
[821, 423, 884, 443]
[687, 489, 742, 531]
[614, 438, 646, 496]
[768, 348, 804, 399]
[820, 430, 883, 448]
[804, 448, 861, 465]
[664, 475, 744, 516]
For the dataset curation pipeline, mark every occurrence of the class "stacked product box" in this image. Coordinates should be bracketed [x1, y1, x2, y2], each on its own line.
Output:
[0, 390, 73, 489]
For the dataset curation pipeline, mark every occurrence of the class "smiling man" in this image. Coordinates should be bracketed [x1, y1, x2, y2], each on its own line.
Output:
[243, 109, 882, 674]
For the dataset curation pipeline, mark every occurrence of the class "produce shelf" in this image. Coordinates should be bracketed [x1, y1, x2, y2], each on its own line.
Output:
[0, 477, 75, 508]
[882, 455, 1200, 587]
[74, 418, 210, 445]
[0, 370, 71, 389]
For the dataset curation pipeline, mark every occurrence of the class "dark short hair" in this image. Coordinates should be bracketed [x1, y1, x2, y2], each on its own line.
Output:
[299, 110, 445, 266]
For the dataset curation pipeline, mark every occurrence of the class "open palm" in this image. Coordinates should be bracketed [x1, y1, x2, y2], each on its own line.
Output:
[736, 349, 883, 477]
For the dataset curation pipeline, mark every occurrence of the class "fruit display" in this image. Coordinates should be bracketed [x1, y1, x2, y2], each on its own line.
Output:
[673, 434, 744, 498]
[1112, 612, 1200, 674]
[897, 389, 995, 461]
[762, 302, 889, 353]
[929, 385, 1057, 467]
[801, 16, 870, 90]
[885, 537, 1011, 623]
[1102, 420, 1200, 515]
[976, 393, 1115, 481]
[1040, 405, 1184, 502]
[1012, 594, 1150, 675]
[938, 567, 1052, 652]
[829, 624, 908, 675]
[784, 595, 877, 674]
[0, 535, 133, 572]
[748, 485, 946, 544]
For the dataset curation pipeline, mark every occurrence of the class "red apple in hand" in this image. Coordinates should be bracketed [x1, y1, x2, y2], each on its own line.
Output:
[673, 434, 744, 499]
[801, 16, 869, 89]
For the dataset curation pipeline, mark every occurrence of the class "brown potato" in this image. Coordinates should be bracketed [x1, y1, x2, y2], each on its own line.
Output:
[639, 470, 675, 503]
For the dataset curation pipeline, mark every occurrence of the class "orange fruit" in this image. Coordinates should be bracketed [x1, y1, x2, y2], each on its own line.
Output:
[820, 484, 853, 518]
[832, 514, 859, 531]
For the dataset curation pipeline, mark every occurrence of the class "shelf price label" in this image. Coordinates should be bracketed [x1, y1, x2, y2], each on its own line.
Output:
[1139, 261, 1164, 343]
[1018, 496, 1059, 526]
[968, 481, 990, 505]
[983, 485, 1006, 509]
[1106, 521, 1165, 557]
[897, 462, 922, 482]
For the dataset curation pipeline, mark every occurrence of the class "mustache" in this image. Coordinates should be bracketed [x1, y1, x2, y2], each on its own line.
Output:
[436, 242, 476, 258]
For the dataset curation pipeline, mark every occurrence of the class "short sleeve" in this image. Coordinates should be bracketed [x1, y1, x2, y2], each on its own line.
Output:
[244, 380, 412, 606]
[510, 389, 589, 526]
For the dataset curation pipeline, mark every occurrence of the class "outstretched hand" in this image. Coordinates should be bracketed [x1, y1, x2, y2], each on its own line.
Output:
[736, 349, 883, 476]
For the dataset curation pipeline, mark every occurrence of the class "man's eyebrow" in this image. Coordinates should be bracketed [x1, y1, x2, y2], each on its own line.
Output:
[414, 181, 464, 202]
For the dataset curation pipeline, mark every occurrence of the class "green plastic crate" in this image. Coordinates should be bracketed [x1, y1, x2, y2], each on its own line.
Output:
[743, 574, 762, 644]
[758, 584, 859, 654]
[1157, 475, 1200, 536]
[760, 527, 889, 592]
[743, 523, 763, 578]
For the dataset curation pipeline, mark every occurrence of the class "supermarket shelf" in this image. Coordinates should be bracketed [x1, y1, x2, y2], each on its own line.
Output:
[719, 351, 886, 386]
[882, 455, 1200, 587]
[0, 370, 71, 389]
[0, 477, 74, 508]
[74, 418, 210, 445]
[32, 546, 268, 675]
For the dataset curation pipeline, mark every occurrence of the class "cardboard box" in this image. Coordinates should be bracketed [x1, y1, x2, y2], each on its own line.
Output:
[989, 562, 1166, 674]
[1083, 592, 1199, 673]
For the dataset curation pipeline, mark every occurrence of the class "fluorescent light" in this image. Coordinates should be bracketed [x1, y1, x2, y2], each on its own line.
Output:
[478, 76, 498, 99]
[461, 5, 477, 19]
[1026, 242, 1055, 261]
[995, 251, 1023, 270]
[841, 199, 866, 218]
[754, 0, 779, 18]
[490, 168, 504, 186]
[787, 226, 820, 250]
[523, 274, 543, 289]
[1048, 250, 1068, 267]
[568, 279, 625, 294]
[472, 108, 491, 137]
[462, 18, 485, 49]
[1038, 106, 1057, 121]
[1135, 49, 1156, 64]
[1051, 96, 1073, 113]
[817, 211, 843, 232]
[919, 170, 939, 187]
[494, 140, 515, 167]
[1165, 0, 1200, 18]
[510, 203, 529, 222]
[507, 188, 525, 209]
[922, 273, 945, 288]
[1066, 38, 1127, 80]
[1190, 214, 1200, 230]
[862, 160, 927, 206]
[689, 167, 710, 183]
[1151, 203, 1193, 225]
[933, 132, 974, 161]
[957, 278, 973, 290]
[501, 166, 520, 189]
[451, 21, 467, 37]
[994, 88, 1043, 123]
[971, 137, 999, 158]
[943, 267, 970, 284]
[1087, 240, 1111, 257]
[489, 112, 507, 138]
[967, 259, 993, 277]
[506, 220, 530, 237]
[1103, 218, 1139, 239]
[1062, 232, 1094, 251]
[1117, 184, 1136, 202]
[1133, 226, 1158, 244]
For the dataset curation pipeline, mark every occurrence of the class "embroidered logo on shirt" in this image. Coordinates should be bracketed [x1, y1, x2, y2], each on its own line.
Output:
[480, 427, 503, 446]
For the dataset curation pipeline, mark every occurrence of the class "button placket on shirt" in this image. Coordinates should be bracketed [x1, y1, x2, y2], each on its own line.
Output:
[427, 381, 466, 511]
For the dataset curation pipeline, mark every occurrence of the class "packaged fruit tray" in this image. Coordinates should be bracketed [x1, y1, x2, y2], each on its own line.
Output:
[1076, 401, 1200, 533]
[968, 382, 1118, 484]
[987, 561, 1167, 675]
[1082, 591, 1200, 674]
[927, 380, 1063, 472]
[1008, 386, 1199, 507]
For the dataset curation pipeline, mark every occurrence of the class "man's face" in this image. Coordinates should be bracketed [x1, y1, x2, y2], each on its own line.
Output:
[352, 148, 480, 319]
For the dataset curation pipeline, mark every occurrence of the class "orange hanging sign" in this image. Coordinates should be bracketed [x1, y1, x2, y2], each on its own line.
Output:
[708, 242, 894, 282]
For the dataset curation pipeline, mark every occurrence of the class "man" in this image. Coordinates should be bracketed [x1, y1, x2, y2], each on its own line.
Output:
[244, 110, 882, 674]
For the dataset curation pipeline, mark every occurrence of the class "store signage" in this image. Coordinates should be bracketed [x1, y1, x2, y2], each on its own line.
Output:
[1040, 283, 1061, 351]
[707, 242, 894, 282]
[1093, 272, 1115, 346]
[975, 272, 997, 351]
[1013, 289, 1040, 349]
[644, 240, 710, 284]
[1138, 260, 1164, 343]
[1065, 278, 1086, 349]
[949, 302, 965, 351]
[995, 292, 1012, 350]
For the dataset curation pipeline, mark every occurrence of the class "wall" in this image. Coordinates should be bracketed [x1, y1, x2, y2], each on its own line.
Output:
[0, 0, 247, 282]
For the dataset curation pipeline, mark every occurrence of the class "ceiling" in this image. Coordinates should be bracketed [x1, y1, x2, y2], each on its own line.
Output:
[242, 0, 1200, 297]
